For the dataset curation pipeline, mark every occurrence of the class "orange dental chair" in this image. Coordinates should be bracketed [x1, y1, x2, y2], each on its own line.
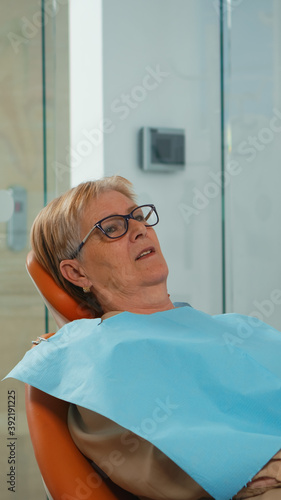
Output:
[25, 250, 137, 500]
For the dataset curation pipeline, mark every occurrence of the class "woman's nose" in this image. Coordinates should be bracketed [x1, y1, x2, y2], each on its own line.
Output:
[128, 219, 147, 240]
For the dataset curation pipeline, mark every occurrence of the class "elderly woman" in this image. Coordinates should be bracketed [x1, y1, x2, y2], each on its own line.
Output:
[6, 176, 281, 500]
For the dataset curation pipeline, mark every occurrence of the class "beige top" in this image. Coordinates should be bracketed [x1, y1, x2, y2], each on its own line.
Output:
[68, 405, 281, 500]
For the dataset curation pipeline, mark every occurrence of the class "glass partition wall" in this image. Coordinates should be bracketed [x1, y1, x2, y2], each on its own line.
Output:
[222, 0, 281, 329]
[0, 1, 69, 498]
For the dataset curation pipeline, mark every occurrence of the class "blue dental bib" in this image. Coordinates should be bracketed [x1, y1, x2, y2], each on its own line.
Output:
[5, 306, 281, 499]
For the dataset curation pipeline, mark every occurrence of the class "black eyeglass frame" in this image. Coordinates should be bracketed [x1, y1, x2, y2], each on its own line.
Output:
[71, 204, 159, 258]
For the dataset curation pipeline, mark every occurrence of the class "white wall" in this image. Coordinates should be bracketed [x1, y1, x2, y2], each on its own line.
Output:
[101, 0, 222, 312]
[69, 0, 104, 185]
[69, 0, 223, 314]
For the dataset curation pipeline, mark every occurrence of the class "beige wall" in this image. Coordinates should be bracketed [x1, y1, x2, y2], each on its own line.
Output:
[0, 2, 69, 498]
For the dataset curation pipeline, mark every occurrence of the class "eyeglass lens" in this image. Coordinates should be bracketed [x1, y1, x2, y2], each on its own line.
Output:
[100, 206, 157, 238]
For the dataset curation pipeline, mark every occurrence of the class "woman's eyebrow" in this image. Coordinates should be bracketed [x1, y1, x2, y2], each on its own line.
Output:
[103, 205, 138, 218]
[128, 204, 138, 212]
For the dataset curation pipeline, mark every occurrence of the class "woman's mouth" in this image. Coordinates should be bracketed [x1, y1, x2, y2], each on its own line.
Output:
[136, 248, 155, 260]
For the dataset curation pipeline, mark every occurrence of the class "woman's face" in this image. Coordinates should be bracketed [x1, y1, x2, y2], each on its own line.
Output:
[77, 190, 169, 311]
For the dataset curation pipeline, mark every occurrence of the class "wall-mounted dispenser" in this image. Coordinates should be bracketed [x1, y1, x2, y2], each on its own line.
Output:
[139, 127, 185, 172]
[7, 186, 27, 251]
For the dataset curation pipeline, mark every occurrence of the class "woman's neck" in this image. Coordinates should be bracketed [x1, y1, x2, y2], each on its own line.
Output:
[100, 284, 175, 315]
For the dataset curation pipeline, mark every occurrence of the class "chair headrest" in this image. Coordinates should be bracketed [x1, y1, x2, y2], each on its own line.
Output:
[26, 250, 95, 325]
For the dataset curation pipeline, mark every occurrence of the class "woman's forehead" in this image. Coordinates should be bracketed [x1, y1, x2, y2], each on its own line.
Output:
[83, 190, 137, 223]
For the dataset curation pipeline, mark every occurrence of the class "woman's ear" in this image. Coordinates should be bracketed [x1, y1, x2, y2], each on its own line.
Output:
[60, 259, 92, 289]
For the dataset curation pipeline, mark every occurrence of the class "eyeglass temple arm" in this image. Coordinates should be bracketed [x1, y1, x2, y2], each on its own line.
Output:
[72, 225, 98, 258]
[144, 207, 154, 222]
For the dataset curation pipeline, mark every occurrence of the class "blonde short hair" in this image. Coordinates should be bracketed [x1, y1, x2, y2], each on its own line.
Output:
[31, 176, 136, 314]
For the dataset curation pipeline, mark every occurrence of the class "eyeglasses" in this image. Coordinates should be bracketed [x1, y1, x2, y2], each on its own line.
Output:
[72, 204, 159, 258]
